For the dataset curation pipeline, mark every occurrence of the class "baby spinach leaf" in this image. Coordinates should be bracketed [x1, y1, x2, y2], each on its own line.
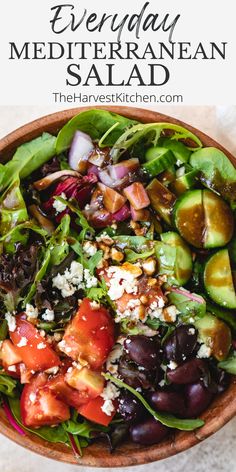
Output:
[8, 397, 69, 443]
[0, 372, 17, 397]
[104, 374, 204, 431]
[168, 291, 206, 319]
[115, 235, 147, 249]
[111, 122, 202, 163]
[218, 353, 236, 374]
[125, 247, 154, 262]
[63, 417, 107, 438]
[0, 133, 56, 192]
[56, 109, 137, 153]
[190, 147, 236, 204]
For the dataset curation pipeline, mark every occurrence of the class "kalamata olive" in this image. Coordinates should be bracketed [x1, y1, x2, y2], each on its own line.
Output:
[185, 382, 213, 417]
[124, 335, 160, 369]
[130, 417, 169, 445]
[149, 390, 186, 416]
[118, 392, 145, 423]
[118, 355, 158, 389]
[163, 325, 198, 363]
[167, 358, 209, 385]
[208, 362, 230, 394]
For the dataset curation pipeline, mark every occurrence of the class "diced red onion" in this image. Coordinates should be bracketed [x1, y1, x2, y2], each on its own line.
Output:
[112, 204, 130, 222]
[109, 158, 139, 180]
[69, 131, 94, 172]
[2, 399, 26, 436]
[87, 164, 100, 177]
[130, 205, 150, 222]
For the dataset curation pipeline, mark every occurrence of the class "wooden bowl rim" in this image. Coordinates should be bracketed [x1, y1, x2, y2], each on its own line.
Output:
[0, 106, 236, 467]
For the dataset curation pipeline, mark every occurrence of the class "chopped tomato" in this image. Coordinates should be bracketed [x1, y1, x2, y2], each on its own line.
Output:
[47, 373, 90, 408]
[1, 340, 22, 367]
[62, 298, 115, 369]
[10, 316, 60, 372]
[78, 396, 117, 426]
[65, 366, 104, 398]
[20, 373, 70, 427]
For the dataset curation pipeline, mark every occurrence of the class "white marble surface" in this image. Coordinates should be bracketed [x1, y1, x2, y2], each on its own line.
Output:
[0, 105, 236, 472]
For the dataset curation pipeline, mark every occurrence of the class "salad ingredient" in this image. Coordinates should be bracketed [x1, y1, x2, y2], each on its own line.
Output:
[61, 298, 114, 369]
[56, 109, 137, 154]
[1, 340, 22, 369]
[185, 382, 213, 417]
[65, 367, 104, 399]
[124, 335, 160, 370]
[118, 392, 145, 422]
[143, 147, 176, 177]
[149, 391, 186, 416]
[130, 417, 169, 445]
[163, 325, 198, 363]
[171, 169, 199, 195]
[190, 147, 236, 205]
[174, 189, 234, 248]
[146, 178, 176, 225]
[78, 396, 116, 426]
[158, 138, 191, 163]
[33, 170, 81, 191]
[123, 182, 150, 210]
[0, 134, 56, 193]
[68, 131, 94, 173]
[160, 232, 192, 285]
[166, 358, 209, 384]
[10, 316, 60, 371]
[20, 373, 70, 427]
[204, 249, 236, 309]
[97, 183, 127, 213]
[195, 314, 231, 361]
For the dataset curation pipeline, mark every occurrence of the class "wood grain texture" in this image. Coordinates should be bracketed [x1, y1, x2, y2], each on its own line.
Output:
[0, 106, 235, 467]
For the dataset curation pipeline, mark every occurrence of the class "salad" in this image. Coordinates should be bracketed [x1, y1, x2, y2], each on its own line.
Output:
[0, 109, 236, 457]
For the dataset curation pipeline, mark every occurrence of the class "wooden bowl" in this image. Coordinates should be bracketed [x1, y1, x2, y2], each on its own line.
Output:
[0, 106, 236, 467]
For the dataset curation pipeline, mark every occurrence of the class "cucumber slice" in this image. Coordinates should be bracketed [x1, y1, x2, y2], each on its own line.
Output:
[161, 232, 192, 285]
[173, 190, 205, 248]
[171, 169, 199, 196]
[204, 249, 236, 309]
[173, 189, 234, 248]
[155, 241, 176, 278]
[146, 178, 176, 225]
[158, 166, 176, 187]
[159, 138, 191, 163]
[203, 190, 234, 248]
[143, 147, 176, 177]
[195, 313, 231, 361]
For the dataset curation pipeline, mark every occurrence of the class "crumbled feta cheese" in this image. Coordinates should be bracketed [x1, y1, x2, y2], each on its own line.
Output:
[84, 269, 98, 288]
[163, 305, 179, 323]
[101, 382, 120, 416]
[83, 241, 97, 257]
[44, 366, 59, 375]
[8, 365, 16, 372]
[176, 166, 185, 177]
[5, 312, 16, 332]
[52, 193, 67, 213]
[168, 361, 178, 370]
[142, 258, 156, 276]
[37, 342, 46, 350]
[189, 317, 195, 323]
[25, 304, 38, 320]
[197, 343, 212, 358]
[52, 261, 98, 297]
[159, 379, 165, 387]
[17, 337, 27, 347]
[90, 300, 100, 310]
[29, 393, 37, 403]
[188, 328, 196, 335]
[42, 309, 55, 322]
[106, 264, 141, 300]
